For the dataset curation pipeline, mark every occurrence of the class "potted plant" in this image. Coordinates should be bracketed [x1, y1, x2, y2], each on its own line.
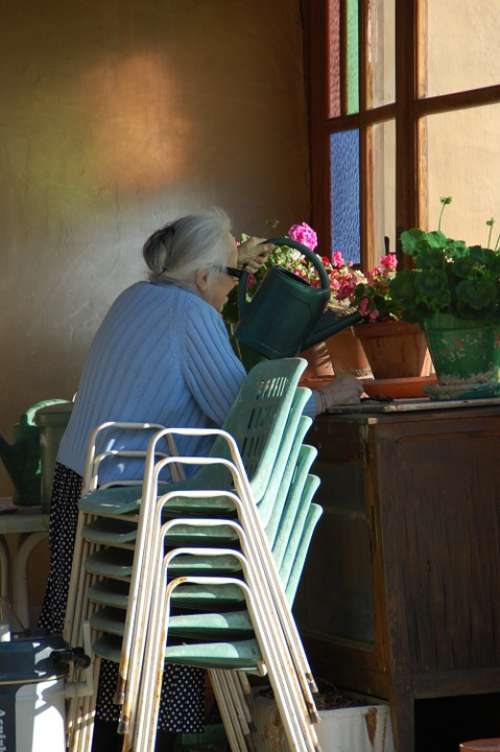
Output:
[390, 207, 500, 395]
[351, 253, 433, 380]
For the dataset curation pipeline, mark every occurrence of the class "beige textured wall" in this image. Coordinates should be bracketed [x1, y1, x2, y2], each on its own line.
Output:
[0, 0, 309, 621]
[0, 0, 309, 487]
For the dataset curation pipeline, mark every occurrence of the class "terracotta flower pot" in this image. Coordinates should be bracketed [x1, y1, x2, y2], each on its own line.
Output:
[300, 341, 334, 381]
[353, 320, 432, 380]
[325, 327, 372, 378]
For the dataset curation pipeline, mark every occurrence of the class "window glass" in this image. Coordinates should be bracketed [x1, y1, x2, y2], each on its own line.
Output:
[367, 0, 395, 108]
[424, 2, 500, 97]
[330, 129, 360, 263]
[424, 103, 500, 247]
[346, 0, 359, 114]
[328, 0, 359, 116]
[370, 119, 396, 260]
[328, 0, 341, 117]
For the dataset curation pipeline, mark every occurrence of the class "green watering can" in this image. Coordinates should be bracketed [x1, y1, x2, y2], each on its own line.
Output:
[235, 236, 362, 359]
[0, 399, 69, 508]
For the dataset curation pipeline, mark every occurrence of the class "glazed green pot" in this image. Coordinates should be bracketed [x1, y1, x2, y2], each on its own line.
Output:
[423, 313, 499, 383]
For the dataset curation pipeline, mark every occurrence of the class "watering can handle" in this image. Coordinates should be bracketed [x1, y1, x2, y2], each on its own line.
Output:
[237, 235, 331, 318]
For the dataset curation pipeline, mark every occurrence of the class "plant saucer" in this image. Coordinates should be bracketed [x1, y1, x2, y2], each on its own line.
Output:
[361, 375, 437, 399]
[424, 380, 500, 401]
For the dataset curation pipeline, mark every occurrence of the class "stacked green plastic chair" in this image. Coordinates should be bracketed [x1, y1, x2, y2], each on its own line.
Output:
[80, 366, 316, 728]
[89, 452, 322, 751]
[64, 360, 318, 752]
[63, 358, 323, 752]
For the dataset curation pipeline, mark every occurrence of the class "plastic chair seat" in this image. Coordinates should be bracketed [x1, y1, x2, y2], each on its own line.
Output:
[83, 517, 239, 550]
[164, 638, 261, 669]
[88, 577, 246, 610]
[80, 486, 147, 516]
[90, 607, 254, 640]
[82, 492, 240, 521]
[93, 633, 262, 670]
[88, 579, 129, 609]
[169, 583, 246, 608]
[86, 549, 133, 579]
[83, 518, 137, 546]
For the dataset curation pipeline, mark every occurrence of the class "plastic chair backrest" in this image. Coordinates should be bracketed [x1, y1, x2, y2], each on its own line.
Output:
[193, 357, 309, 500]
[255, 387, 310, 526]
[264, 415, 312, 543]
[285, 503, 323, 605]
[279, 474, 320, 583]
[80, 357, 309, 513]
[271, 444, 317, 568]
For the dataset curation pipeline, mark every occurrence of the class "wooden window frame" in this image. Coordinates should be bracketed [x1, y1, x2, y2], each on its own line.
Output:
[303, 0, 500, 268]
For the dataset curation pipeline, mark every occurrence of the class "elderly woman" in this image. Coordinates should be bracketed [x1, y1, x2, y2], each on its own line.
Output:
[39, 209, 362, 751]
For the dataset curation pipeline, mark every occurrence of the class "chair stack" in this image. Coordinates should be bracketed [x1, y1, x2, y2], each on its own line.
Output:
[63, 358, 324, 752]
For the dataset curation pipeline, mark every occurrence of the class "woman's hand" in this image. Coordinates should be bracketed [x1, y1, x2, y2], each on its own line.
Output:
[238, 237, 274, 273]
[315, 375, 364, 413]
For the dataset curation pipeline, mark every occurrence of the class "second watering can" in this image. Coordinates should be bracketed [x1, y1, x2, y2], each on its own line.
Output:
[235, 236, 362, 359]
[0, 399, 72, 510]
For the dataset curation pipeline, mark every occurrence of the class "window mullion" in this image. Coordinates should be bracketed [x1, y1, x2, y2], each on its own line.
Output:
[306, 0, 331, 253]
[359, 0, 371, 267]
[327, 103, 396, 130]
[416, 0, 428, 229]
[415, 84, 500, 117]
[395, 0, 418, 258]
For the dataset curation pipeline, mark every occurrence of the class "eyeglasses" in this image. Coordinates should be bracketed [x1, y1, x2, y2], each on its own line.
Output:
[221, 266, 244, 280]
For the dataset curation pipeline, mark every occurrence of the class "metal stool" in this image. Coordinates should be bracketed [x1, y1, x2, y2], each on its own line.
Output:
[460, 741, 500, 751]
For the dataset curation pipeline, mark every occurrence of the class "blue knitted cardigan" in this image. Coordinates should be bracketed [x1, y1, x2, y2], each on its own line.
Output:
[58, 281, 314, 483]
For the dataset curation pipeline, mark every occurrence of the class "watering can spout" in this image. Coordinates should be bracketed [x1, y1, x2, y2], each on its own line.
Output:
[302, 310, 363, 350]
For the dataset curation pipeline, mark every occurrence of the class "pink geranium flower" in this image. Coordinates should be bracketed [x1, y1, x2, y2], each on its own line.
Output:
[331, 250, 345, 268]
[329, 276, 341, 291]
[380, 253, 398, 272]
[338, 279, 356, 300]
[288, 222, 318, 251]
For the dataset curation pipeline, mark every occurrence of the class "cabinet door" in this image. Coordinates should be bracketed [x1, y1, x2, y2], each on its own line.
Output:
[376, 412, 500, 679]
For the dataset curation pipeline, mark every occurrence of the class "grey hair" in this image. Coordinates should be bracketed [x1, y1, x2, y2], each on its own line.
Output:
[143, 209, 232, 289]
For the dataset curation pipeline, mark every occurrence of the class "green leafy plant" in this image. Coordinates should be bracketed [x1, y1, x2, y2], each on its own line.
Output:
[438, 195, 453, 232]
[390, 223, 500, 324]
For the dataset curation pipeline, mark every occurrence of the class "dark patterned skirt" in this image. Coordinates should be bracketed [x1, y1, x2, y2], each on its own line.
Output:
[39, 463, 205, 733]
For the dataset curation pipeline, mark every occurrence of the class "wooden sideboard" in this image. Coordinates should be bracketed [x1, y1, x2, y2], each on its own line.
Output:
[294, 402, 500, 752]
